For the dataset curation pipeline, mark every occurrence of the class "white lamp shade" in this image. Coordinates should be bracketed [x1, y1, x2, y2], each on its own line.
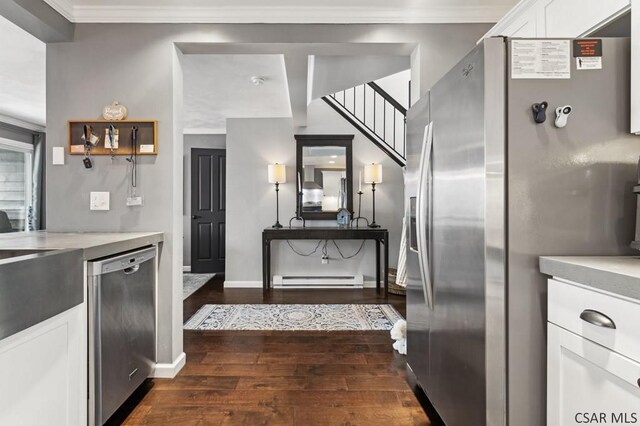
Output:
[363, 163, 382, 184]
[268, 163, 286, 183]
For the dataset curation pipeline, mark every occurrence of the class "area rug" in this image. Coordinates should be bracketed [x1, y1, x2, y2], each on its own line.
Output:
[183, 273, 216, 300]
[183, 304, 403, 331]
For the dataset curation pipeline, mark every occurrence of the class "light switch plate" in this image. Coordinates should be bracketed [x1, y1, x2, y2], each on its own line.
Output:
[52, 147, 65, 165]
[90, 192, 110, 211]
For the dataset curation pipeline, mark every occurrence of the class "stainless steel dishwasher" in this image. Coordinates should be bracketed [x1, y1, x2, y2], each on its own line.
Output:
[88, 246, 156, 426]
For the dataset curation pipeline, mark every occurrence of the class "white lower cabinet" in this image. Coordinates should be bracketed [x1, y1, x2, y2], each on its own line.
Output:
[548, 323, 640, 425]
[0, 303, 87, 426]
[548, 280, 640, 425]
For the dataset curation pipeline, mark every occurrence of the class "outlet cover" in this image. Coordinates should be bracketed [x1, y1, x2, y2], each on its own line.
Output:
[90, 192, 110, 211]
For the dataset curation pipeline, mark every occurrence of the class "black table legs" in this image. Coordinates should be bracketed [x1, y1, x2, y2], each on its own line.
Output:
[262, 229, 389, 297]
[383, 231, 389, 297]
[262, 236, 270, 291]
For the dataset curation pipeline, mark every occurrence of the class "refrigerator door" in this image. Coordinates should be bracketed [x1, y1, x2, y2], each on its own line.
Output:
[405, 94, 431, 391]
[505, 38, 639, 426]
[428, 39, 505, 426]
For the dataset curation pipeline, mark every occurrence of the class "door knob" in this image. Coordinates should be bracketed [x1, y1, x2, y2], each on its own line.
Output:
[192, 215, 201, 219]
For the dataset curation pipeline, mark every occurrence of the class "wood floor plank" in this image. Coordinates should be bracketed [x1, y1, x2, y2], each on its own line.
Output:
[199, 352, 260, 364]
[127, 405, 295, 426]
[295, 363, 401, 377]
[260, 343, 374, 354]
[346, 376, 410, 391]
[235, 376, 349, 391]
[180, 363, 298, 377]
[257, 352, 368, 365]
[150, 376, 239, 391]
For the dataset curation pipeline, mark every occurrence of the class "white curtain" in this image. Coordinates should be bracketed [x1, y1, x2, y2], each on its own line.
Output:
[31, 132, 45, 230]
[396, 216, 407, 288]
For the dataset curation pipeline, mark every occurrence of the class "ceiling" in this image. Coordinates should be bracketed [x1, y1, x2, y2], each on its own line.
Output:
[0, 15, 45, 128]
[183, 54, 291, 133]
[44, 0, 517, 23]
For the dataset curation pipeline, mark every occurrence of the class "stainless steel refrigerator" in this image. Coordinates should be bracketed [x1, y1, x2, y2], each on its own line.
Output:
[405, 37, 640, 426]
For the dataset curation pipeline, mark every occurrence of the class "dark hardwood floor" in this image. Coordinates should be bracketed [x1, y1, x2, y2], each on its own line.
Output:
[116, 275, 430, 425]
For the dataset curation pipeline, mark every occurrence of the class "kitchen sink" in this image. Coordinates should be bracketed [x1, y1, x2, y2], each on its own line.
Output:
[0, 249, 54, 261]
[0, 248, 83, 340]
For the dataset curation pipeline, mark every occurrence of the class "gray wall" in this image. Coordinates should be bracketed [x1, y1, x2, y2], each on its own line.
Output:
[226, 99, 404, 284]
[183, 134, 226, 268]
[45, 22, 489, 364]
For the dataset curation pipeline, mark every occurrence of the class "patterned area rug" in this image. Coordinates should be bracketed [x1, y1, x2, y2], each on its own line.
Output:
[183, 273, 216, 300]
[184, 304, 403, 331]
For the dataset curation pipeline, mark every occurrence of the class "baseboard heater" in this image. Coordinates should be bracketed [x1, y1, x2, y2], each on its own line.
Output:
[273, 274, 364, 289]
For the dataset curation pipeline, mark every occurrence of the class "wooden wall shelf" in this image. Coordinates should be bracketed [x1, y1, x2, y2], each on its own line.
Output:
[68, 120, 157, 155]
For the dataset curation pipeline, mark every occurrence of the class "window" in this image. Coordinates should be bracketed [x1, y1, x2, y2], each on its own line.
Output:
[0, 138, 33, 232]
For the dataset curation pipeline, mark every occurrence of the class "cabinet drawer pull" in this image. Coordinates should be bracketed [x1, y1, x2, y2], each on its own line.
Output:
[637, 378, 640, 389]
[579, 309, 616, 330]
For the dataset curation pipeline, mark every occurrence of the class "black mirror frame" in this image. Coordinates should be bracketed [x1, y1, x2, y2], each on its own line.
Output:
[295, 134, 354, 221]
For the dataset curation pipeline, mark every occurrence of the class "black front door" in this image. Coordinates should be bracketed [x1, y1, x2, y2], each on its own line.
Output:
[190, 148, 225, 273]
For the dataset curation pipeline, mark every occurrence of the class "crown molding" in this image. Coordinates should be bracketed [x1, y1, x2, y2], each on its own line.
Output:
[43, 0, 75, 22]
[43, 3, 509, 24]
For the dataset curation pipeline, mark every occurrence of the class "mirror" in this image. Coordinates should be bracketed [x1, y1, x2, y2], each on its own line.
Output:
[295, 135, 353, 220]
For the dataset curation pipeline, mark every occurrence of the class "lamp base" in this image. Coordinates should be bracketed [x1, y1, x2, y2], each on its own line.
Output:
[368, 222, 381, 228]
[272, 222, 283, 229]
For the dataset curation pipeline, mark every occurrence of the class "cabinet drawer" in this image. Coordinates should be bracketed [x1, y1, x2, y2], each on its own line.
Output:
[548, 278, 640, 362]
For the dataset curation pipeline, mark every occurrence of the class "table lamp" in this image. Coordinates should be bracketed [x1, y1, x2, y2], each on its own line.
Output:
[364, 163, 382, 228]
[268, 163, 286, 228]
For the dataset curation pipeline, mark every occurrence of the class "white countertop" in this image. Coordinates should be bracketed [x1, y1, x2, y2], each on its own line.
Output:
[0, 231, 164, 260]
[540, 256, 640, 301]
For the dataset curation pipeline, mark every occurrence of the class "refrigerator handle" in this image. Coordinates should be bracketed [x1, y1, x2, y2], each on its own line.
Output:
[416, 122, 434, 309]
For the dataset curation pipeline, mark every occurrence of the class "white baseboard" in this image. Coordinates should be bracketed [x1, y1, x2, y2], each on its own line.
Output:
[224, 280, 262, 288]
[152, 352, 186, 378]
[183, 266, 191, 272]
[223, 280, 380, 289]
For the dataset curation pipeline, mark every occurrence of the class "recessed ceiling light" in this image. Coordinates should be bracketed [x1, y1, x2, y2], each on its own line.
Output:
[329, 160, 336, 164]
[331, 155, 337, 158]
[251, 76, 265, 86]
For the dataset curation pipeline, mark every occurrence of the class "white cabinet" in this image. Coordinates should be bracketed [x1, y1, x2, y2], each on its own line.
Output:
[0, 303, 87, 426]
[484, 0, 630, 39]
[547, 280, 640, 425]
[548, 323, 640, 425]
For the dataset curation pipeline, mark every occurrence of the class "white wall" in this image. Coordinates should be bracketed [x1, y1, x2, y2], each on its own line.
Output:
[183, 134, 226, 268]
[225, 99, 404, 285]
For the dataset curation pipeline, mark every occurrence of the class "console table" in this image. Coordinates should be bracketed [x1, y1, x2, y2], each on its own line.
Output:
[262, 227, 390, 296]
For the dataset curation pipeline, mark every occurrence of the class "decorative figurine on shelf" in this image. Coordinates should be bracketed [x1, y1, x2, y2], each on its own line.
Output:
[337, 208, 351, 227]
[102, 101, 128, 121]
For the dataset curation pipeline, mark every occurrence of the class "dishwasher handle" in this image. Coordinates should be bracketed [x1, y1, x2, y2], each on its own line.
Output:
[123, 265, 140, 275]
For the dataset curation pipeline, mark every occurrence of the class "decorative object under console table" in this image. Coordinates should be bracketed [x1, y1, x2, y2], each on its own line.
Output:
[262, 227, 390, 296]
